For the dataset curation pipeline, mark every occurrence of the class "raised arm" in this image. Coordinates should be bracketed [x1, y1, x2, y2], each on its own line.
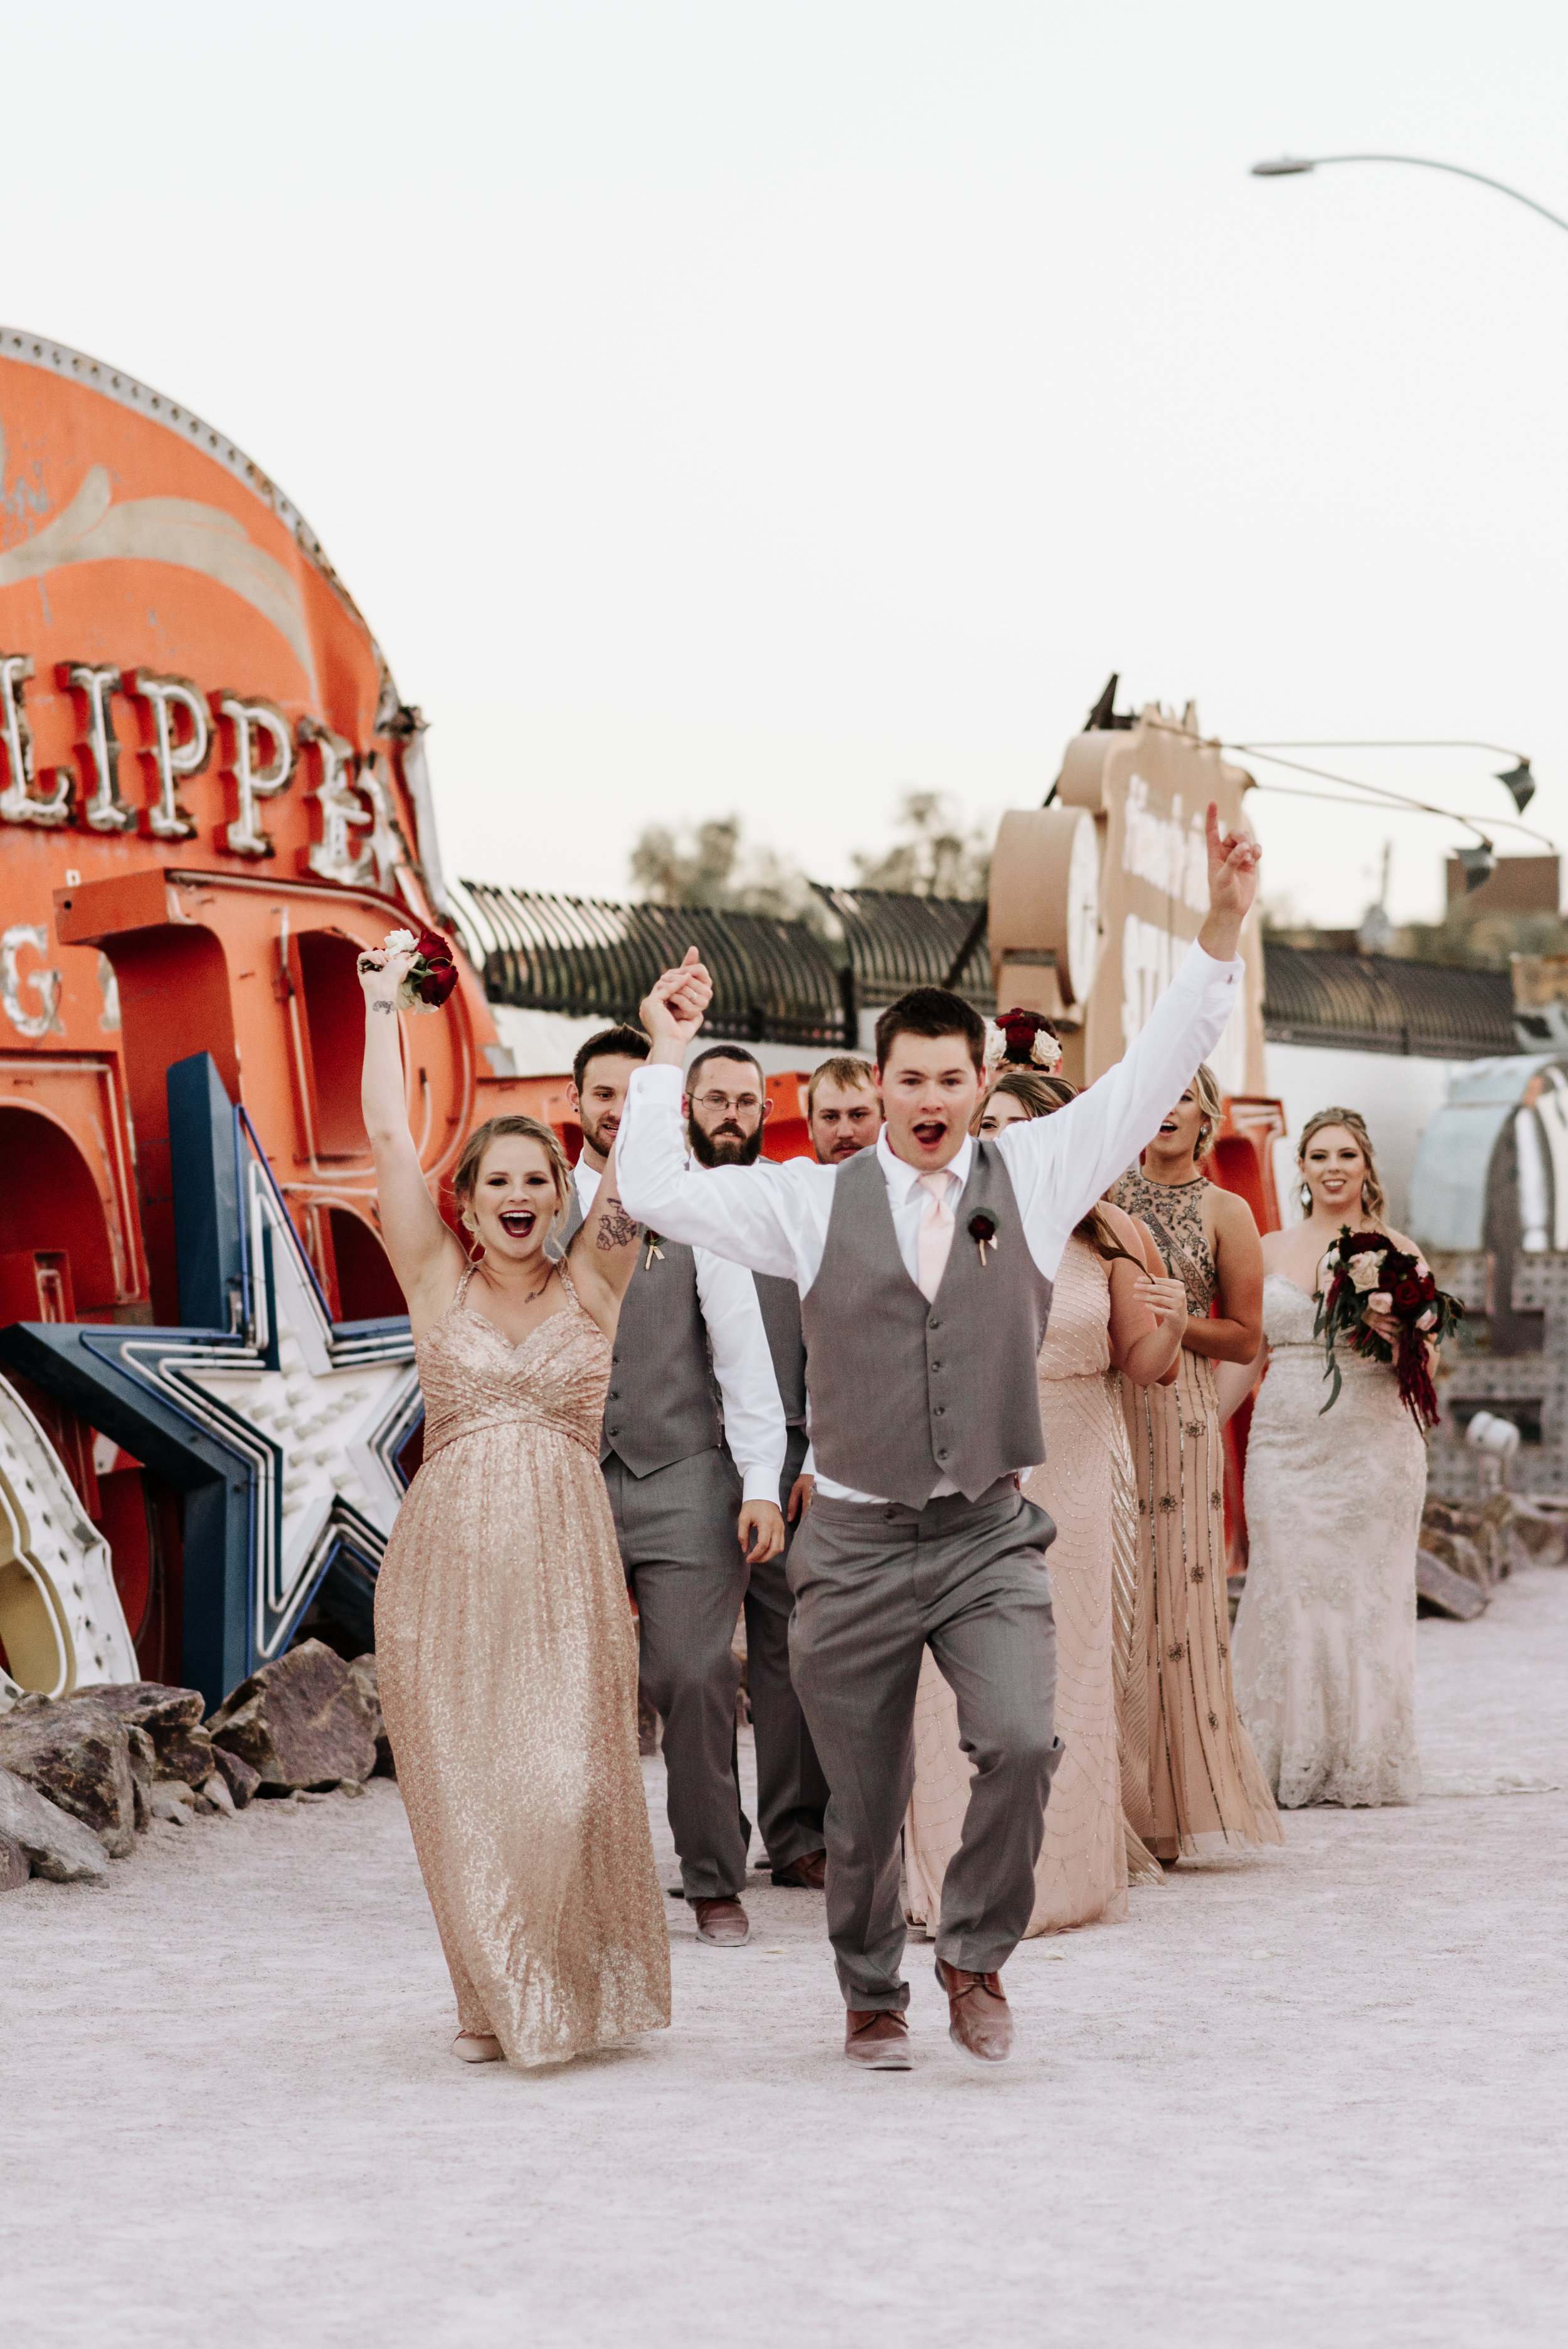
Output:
[999, 804, 1259, 1235]
[563, 1133, 645, 1329]
[358, 945, 464, 1327]
[614, 952, 826, 1283]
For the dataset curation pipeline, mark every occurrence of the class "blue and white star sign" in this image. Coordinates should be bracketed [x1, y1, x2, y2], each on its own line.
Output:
[0, 1055, 420, 1709]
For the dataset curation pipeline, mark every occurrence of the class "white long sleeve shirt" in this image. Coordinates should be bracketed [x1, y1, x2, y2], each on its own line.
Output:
[573, 1160, 786, 1505]
[614, 938, 1242, 1503]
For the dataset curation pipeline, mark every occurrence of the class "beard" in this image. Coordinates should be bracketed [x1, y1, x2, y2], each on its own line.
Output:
[687, 1116, 764, 1169]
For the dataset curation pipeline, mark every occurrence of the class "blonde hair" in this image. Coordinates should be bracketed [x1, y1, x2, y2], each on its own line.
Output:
[452, 1115, 573, 1245]
[1296, 1106, 1386, 1222]
[976, 1073, 1136, 1266]
[807, 1054, 878, 1113]
[1191, 1062, 1224, 1159]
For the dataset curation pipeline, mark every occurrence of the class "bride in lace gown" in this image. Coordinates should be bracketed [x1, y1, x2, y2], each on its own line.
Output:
[1225, 1109, 1425, 1808]
[904, 1071, 1189, 1936]
[358, 939, 687, 2067]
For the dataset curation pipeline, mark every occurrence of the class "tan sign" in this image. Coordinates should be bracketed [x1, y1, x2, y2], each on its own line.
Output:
[988, 704, 1264, 1093]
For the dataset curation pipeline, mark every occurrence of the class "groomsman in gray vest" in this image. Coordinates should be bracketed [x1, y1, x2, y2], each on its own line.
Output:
[555, 1025, 788, 1948]
[615, 808, 1260, 2067]
[684, 1044, 830, 1889]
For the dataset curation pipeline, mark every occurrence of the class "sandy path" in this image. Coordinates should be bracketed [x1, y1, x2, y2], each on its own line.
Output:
[3, 1569, 1565, 2349]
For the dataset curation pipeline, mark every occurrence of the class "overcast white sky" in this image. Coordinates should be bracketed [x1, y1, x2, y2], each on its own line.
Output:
[4, 1, 1567, 925]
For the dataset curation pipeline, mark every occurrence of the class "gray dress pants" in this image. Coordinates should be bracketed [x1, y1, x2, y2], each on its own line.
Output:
[743, 1423, 830, 1870]
[787, 1478, 1062, 2011]
[603, 1447, 749, 1903]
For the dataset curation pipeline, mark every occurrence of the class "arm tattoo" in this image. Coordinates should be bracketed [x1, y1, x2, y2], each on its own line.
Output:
[371, 999, 395, 1016]
[595, 1194, 641, 1253]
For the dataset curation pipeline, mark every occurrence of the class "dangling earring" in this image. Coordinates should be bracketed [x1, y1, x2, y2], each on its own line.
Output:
[1299, 1179, 1312, 1212]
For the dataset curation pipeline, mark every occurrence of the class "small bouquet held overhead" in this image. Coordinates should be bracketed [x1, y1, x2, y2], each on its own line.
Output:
[381, 926, 459, 1014]
[1313, 1226, 1463, 1431]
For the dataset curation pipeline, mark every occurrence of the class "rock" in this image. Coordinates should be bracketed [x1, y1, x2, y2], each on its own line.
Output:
[126, 1726, 154, 1833]
[206, 1639, 376, 1791]
[194, 1773, 235, 1816]
[74, 1680, 204, 1734]
[0, 1764, 111, 1882]
[1507, 1498, 1568, 1567]
[147, 1781, 194, 1824]
[339, 1777, 366, 1798]
[347, 1652, 396, 1778]
[1, 1832, 29, 1889]
[150, 1723, 220, 1788]
[75, 1682, 220, 1786]
[210, 1745, 261, 1810]
[1419, 1527, 1489, 1591]
[1417, 1549, 1489, 1620]
[0, 1699, 136, 1857]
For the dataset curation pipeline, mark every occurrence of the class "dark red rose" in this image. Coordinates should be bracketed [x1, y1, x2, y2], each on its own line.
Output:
[968, 1212, 998, 1243]
[997, 1007, 1057, 1064]
[1392, 1275, 1422, 1311]
[413, 927, 458, 1007]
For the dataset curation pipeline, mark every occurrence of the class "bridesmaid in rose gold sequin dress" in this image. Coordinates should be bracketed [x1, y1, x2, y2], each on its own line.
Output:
[358, 932, 677, 2071]
[376, 1261, 671, 2066]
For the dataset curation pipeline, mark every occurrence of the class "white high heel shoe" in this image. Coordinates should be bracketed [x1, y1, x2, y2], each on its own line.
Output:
[451, 2032, 502, 2063]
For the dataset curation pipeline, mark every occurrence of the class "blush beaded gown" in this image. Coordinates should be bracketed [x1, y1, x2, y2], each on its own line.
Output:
[1113, 1169, 1283, 1862]
[375, 1262, 670, 2066]
[903, 1236, 1160, 1936]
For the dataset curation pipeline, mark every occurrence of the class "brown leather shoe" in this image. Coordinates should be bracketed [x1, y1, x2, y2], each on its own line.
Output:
[692, 1896, 750, 1946]
[771, 1849, 827, 1889]
[935, 1957, 1014, 2064]
[844, 2010, 913, 2069]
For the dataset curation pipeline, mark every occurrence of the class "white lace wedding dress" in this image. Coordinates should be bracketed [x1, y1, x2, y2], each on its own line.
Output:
[1232, 1273, 1424, 1808]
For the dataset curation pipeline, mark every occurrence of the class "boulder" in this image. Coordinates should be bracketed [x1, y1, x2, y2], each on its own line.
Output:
[347, 1653, 396, 1778]
[1419, 1527, 1489, 1591]
[1, 1833, 29, 1890]
[197, 1773, 235, 1816]
[0, 1699, 136, 1857]
[126, 1726, 155, 1834]
[147, 1782, 194, 1825]
[75, 1682, 220, 1786]
[1417, 1549, 1488, 1621]
[206, 1639, 376, 1790]
[210, 1744, 261, 1810]
[1507, 1498, 1568, 1567]
[0, 1764, 111, 1882]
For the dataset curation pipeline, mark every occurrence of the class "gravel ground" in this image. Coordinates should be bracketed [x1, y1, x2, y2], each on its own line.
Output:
[3, 1567, 1565, 2349]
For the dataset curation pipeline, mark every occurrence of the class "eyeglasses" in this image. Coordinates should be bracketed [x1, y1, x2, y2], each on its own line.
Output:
[694, 1090, 762, 1114]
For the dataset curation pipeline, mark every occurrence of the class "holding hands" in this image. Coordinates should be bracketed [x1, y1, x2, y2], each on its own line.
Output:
[640, 947, 714, 1062]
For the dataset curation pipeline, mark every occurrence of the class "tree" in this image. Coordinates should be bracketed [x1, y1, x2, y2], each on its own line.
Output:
[850, 790, 991, 899]
[628, 815, 820, 926]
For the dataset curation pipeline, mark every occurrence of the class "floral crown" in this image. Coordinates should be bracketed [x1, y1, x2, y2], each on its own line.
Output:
[983, 1007, 1062, 1073]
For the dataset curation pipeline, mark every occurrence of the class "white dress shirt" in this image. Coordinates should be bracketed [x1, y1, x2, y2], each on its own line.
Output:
[614, 938, 1243, 1504]
[573, 1159, 786, 1506]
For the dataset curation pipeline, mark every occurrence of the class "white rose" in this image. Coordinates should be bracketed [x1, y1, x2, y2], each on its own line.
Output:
[1348, 1254, 1385, 1293]
[383, 927, 418, 955]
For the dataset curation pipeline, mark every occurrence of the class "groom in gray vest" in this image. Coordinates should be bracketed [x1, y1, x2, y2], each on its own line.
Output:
[553, 1025, 788, 1948]
[615, 807, 1260, 2068]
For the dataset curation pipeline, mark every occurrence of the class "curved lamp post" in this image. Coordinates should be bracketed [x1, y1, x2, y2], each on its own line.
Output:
[1250, 153, 1568, 238]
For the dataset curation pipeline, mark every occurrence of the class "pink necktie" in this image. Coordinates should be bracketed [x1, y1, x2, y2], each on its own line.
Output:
[916, 1170, 956, 1302]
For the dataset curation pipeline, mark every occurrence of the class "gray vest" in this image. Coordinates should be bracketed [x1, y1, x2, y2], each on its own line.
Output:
[554, 1170, 725, 1476]
[753, 1273, 807, 1428]
[799, 1144, 1052, 1508]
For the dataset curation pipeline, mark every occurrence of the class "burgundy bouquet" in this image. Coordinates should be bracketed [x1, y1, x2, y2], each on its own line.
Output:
[1313, 1225, 1463, 1431]
[987, 1007, 1061, 1072]
[383, 925, 459, 1014]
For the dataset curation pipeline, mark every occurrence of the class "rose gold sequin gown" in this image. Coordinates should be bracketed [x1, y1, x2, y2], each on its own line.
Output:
[375, 1263, 670, 2065]
[904, 1236, 1161, 1937]
[1113, 1170, 1283, 1861]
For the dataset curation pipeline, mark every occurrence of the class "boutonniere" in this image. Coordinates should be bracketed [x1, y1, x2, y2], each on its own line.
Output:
[644, 1231, 665, 1270]
[968, 1211, 999, 1268]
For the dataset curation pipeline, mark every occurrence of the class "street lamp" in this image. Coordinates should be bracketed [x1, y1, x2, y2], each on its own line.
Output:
[1250, 153, 1568, 238]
